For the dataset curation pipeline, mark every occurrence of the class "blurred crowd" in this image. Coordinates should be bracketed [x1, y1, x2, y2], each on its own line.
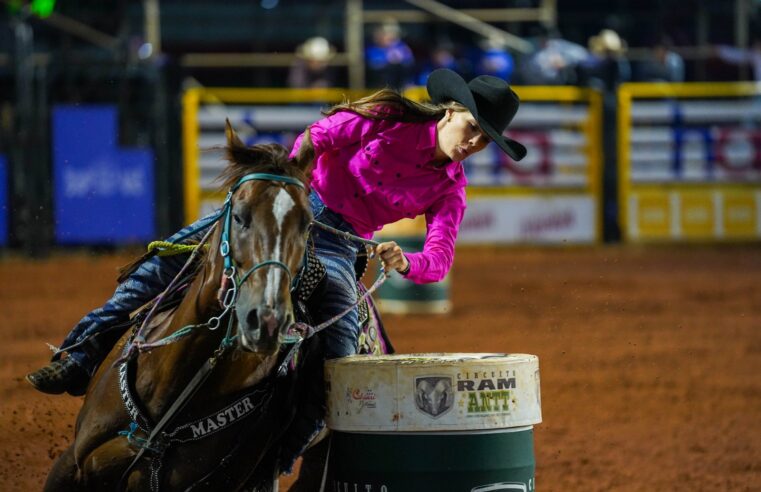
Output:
[286, 18, 761, 92]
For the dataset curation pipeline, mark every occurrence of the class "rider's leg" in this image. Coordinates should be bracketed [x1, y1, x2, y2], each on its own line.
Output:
[278, 250, 360, 474]
[279, 193, 361, 475]
[26, 213, 220, 395]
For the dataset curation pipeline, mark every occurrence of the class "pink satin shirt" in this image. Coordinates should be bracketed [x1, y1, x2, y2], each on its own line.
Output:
[290, 110, 467, 284]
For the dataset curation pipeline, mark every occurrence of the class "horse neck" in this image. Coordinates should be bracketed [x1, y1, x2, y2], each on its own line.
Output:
[143, 231, 226, 372]
[138, 232, 274, 407]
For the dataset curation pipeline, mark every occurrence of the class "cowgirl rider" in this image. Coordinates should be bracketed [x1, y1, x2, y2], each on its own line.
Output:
[26, 68, 526, 470]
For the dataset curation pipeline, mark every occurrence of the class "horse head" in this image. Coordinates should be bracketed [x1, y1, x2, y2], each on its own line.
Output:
[214, 120, 313, 356]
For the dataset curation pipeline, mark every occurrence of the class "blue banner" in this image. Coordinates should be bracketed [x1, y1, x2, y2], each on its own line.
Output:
[53, 106, 155, 244]
[0, 155, 7, 246]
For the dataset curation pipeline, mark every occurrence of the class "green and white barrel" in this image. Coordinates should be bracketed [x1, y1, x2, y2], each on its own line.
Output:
[325, 353, 542, 492]
[375, 218, 451, 314]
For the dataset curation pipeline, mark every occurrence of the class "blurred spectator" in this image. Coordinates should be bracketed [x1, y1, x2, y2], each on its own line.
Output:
[416, 42, 462, 86]
[521, 27, 590, 85]
[288, 37, 337, 89]
[581, 29, 631, 92]
[714, 37, 761, 82]
[365, 18, 415, 89]
[473, 35, 515, 81]
[637, 36, 685, 82]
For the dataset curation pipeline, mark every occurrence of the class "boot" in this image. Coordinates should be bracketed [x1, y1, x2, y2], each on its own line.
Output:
[26, 358, 90, 396]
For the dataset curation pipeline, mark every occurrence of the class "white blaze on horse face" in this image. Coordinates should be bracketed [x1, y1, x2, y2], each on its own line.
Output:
[264, 188, 295, 305]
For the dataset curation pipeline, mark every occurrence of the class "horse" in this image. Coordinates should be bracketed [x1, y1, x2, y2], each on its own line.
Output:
[43, 121, 389, 491]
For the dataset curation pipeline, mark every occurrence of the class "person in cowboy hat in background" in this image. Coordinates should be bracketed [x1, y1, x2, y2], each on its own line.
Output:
[581, 28, 632, 94]
[26, 68, 527, 477]
[288, 36, 339, 89]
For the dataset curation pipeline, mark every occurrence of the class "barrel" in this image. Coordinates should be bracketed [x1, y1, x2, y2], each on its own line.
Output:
[374, 218, 451, 314]
[325, 353, 542, 492]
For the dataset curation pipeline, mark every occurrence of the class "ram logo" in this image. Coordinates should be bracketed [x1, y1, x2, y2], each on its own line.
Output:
[414, 376, 454, 418]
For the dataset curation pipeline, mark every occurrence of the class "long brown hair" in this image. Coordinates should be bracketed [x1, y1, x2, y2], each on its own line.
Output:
[325, 88, 467, 123]
[293, 88, 467, 160]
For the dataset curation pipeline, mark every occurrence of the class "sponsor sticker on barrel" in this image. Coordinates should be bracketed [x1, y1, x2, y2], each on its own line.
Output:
[326, 353, 541, 432]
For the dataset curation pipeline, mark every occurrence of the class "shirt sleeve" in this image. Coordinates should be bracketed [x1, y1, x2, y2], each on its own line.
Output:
[290, 110, 383, 159]
[402, 187, 466, 284]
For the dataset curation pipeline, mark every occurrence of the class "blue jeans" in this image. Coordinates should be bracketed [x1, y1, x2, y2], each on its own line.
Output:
[278, 191, 364, 472]
[306, 191, 363, 359]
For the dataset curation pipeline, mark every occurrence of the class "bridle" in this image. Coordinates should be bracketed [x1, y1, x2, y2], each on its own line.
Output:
[210, 172, 308, 331]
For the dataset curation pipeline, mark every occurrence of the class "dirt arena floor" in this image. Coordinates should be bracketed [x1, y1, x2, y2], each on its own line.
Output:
[1, 244, 760, 491]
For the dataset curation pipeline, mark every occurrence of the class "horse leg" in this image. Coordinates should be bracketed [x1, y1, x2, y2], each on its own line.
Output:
[43, 444, 79, 492]
[80, 437, 143, 491]
[287, 433, 330, 492]
[239, 445, 280, 492]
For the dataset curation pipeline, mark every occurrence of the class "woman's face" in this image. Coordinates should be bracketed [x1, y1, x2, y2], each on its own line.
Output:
[435, 109, 490, 163]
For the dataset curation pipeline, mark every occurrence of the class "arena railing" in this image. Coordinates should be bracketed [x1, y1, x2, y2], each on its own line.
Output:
[618, 82, 761, 242]
[183, 86, 602, 244]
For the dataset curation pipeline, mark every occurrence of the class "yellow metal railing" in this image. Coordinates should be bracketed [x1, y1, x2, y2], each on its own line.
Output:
[617, 82, 761, 242]
[183, 86, 603, 239]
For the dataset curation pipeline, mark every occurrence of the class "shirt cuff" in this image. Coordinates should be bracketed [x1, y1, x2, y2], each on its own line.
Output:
[398, 254, 411, 275]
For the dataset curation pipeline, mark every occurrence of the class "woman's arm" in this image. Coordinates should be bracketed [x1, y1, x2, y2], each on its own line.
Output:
[401, 188, 466, 284]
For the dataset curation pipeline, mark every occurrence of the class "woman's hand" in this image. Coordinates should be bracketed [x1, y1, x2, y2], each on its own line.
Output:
[375, 241, 410, 274]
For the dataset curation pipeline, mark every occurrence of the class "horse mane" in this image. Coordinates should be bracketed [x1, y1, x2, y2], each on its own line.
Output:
[217, 139, 311, 192]
[118, 135, 313, 283]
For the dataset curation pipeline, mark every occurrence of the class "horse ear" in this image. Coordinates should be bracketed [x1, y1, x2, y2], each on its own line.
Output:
[225, 118, 245, 149]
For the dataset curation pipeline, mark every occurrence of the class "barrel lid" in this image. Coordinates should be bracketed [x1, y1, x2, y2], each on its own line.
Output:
[325, 353, 541, 432]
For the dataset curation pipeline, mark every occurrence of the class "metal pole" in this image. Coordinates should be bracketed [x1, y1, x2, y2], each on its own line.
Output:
[346, 0, 365, 89]
[144, 0, 162, 57]
[363, 8, 547, 23]
[11, 19, 47, 255]
[404, 0, 533, 54]
[540, 0, 557, 28]
[735, 0, 749, 80]
[696, 0, 708, 81]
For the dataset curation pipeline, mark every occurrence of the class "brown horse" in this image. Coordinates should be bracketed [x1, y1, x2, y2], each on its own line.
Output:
[44, 122, 324, 491]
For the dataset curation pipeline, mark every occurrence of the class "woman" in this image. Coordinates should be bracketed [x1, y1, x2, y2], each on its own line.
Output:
[27, 68, 526, 470]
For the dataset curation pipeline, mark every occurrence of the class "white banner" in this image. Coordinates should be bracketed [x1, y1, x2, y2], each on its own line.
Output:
[458, 196, 597, 244]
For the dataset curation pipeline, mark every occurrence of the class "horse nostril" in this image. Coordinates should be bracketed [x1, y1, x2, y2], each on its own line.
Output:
[257, 307, 278, 337]
[245, 308, 258, 329]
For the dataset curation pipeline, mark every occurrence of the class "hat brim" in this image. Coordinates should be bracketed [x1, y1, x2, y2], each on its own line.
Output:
[427, 69, 526, 161]
[480, 121, 527, 161]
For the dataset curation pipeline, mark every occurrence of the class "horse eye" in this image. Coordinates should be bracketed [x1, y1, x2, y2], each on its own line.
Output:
[233, 213, 248, 228]
[301, 216, 312, 233]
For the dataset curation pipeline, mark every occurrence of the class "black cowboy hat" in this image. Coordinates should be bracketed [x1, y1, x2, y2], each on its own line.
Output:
[426, 69, 526, 161]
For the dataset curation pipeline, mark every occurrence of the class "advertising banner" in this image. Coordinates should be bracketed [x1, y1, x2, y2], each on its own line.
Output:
[53, 106, 155, 244]
[619, 82, 761, 241]
[458, 195, 597, 244]
[183, 87, 602, 244]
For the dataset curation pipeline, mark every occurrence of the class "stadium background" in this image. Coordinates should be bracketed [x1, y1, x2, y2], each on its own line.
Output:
[0, 1, 760, 490]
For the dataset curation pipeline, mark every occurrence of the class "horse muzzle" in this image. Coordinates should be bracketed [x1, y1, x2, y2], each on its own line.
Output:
[239, 305, 292, 354]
